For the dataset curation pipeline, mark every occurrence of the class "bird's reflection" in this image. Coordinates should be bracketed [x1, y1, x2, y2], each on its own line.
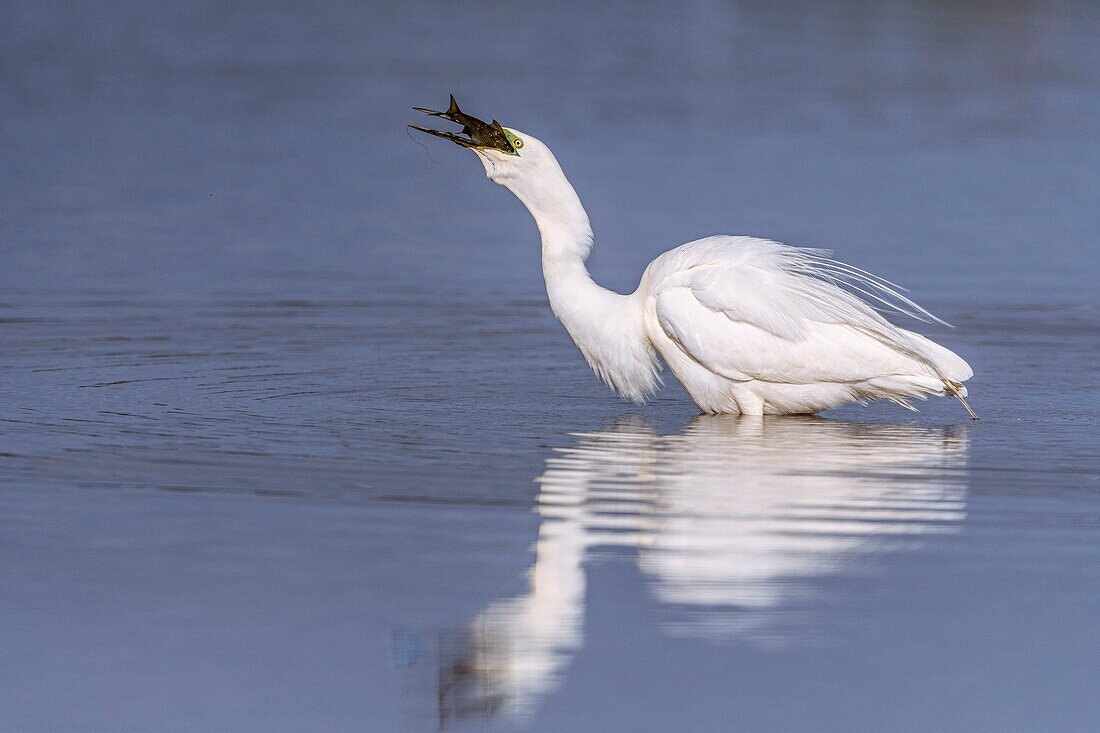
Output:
[410, 415, 969, 728]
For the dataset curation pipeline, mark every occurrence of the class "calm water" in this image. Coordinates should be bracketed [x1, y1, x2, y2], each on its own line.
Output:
[3, 1, 1100, 730]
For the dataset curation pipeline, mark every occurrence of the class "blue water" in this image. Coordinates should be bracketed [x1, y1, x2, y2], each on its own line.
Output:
[2, 1, 1099, 730]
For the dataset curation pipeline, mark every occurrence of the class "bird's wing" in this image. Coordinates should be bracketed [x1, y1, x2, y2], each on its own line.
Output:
[646, 236, 960, 384]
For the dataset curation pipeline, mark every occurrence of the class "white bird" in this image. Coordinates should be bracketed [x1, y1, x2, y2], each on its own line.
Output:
[411, 96, 976, 417]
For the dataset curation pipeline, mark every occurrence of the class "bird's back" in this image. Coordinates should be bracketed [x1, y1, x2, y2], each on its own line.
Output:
[635, 236, 973, 415]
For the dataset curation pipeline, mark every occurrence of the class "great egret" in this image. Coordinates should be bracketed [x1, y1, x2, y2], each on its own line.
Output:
[411, 96, 976, 417]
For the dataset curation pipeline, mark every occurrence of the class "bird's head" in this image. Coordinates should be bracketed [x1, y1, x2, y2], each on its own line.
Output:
[409, 95, 551, 186]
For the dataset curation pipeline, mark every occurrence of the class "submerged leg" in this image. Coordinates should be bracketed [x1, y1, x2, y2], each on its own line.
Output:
[945, 381, 979, 420]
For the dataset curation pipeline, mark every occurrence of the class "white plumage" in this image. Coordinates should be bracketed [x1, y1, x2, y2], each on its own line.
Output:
[639, 236, 974, 415]
[413, 103, 975, 417]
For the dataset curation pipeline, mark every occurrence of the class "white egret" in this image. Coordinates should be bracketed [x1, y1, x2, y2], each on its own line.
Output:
[411, 96, 976, 417]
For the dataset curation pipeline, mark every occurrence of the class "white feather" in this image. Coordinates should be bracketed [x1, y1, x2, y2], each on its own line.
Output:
[468, 131, 974, 416]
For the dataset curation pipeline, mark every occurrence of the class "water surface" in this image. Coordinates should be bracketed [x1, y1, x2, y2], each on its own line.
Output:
[2, 1, 1099, 731]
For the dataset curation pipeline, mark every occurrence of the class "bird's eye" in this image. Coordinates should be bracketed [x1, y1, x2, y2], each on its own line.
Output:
[513, 138, 524, 149]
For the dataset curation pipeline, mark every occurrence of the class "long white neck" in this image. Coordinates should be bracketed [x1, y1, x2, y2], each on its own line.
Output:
[488, 148, 660, 403]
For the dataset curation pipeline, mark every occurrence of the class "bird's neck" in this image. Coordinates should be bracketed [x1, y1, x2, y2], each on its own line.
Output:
[504, 165, 660, 403]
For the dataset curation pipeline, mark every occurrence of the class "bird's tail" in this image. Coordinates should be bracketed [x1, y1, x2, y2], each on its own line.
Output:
[895, 330, 977, 420]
